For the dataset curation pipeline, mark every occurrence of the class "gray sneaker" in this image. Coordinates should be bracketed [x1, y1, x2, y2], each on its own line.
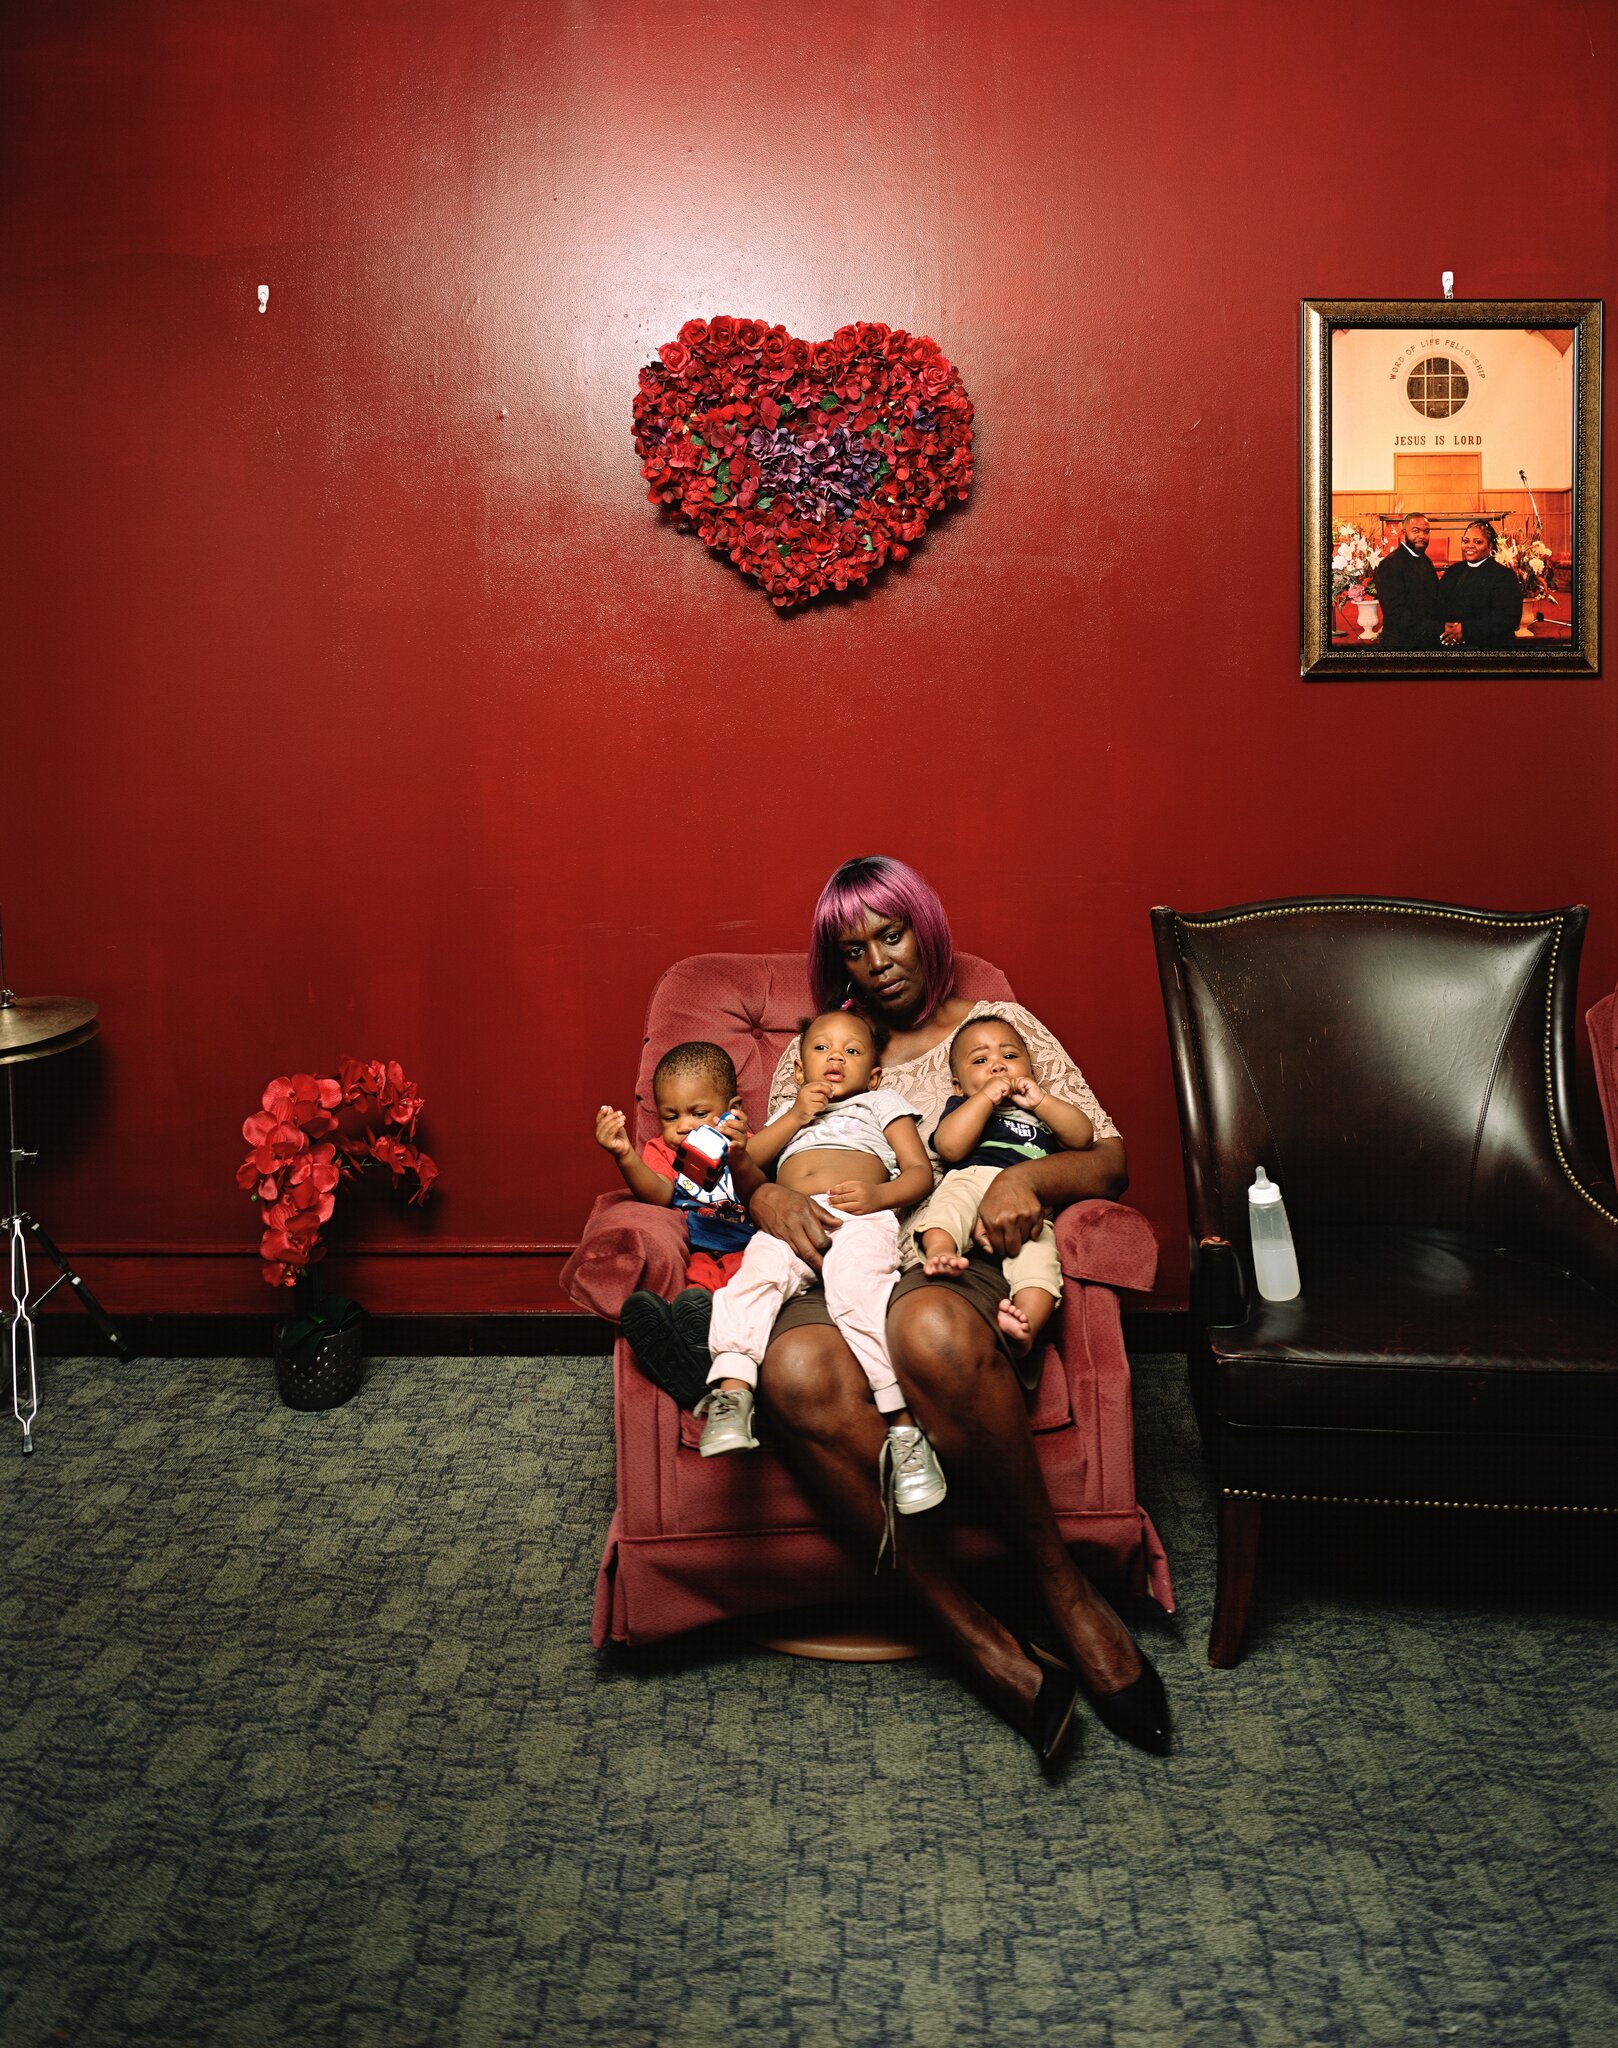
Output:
[695, 1386, 759, 1456]
[882, 1424, 947, 1515]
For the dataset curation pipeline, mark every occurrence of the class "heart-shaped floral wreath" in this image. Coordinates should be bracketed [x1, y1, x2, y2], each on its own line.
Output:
[632, 318, 974, 608]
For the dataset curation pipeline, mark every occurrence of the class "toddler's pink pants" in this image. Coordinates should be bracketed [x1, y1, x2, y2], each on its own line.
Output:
[707, 1200, 905, 1414]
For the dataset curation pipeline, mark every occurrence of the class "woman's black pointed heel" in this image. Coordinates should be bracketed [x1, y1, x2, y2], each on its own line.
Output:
[1018, 1636, 1081, 1769]
[1030, 1625, 1171, 1756]
[1084, 1652, 1171, 1756]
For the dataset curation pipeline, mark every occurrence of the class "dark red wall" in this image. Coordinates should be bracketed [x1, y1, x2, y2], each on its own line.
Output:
[3, 0, 1614, 1316]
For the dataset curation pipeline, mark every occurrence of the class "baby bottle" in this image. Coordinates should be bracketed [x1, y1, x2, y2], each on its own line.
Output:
[1247, 1165, 1301, 1303]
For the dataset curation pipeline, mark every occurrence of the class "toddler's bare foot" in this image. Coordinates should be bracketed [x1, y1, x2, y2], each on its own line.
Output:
[917, 1230, 967, 1278]
[997, 1298, 1033, 1357]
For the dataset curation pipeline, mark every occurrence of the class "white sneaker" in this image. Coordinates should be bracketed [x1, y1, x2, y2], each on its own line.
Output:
[695, 1386, 759, 1456]
[881, 1424, 947, 1515]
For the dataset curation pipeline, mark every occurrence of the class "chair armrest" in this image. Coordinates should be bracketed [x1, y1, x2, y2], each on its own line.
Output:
[1051, 1205, 1161, 1535]
[1530, 1171, 1618, 1302]
[1193, 1234, 1249, 1328]
[559, 1192, 689, 1322]
[1053, 1200, 1158, 1294]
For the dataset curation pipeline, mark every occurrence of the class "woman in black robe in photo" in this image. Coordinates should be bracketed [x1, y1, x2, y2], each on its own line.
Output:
[1439, 520, 1524, 649]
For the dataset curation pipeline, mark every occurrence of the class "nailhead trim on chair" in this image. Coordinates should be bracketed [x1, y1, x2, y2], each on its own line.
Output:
[1181, 902, 1555, 932]
[1543, 918, 1618, 1226]
[1174, 901, 1618, 1232]
[1223, 1486, 1618, 1515]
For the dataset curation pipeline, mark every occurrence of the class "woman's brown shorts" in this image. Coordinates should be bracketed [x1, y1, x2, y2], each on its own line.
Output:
[768, 1253, 1040, 1391]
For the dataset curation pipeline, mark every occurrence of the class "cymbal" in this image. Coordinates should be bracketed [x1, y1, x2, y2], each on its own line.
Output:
[0, 996, 99, 1066]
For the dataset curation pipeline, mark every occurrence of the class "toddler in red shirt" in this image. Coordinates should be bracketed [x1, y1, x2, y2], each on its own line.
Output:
[595, 1041, 759, 1405]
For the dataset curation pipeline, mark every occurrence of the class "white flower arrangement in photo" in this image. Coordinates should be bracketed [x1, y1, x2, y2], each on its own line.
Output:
[1330, 522, 1384, 608]
[1495, 533, 1555, 598]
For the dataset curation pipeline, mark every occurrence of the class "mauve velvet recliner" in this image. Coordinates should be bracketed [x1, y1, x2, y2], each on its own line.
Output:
[1589, 977, 1618, 1175]
[562, 951, 1174, 1648]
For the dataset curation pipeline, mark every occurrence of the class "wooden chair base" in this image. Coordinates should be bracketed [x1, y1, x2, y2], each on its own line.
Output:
[1208, 1494, 1262, 1667]
[751, 1601, 932, 1662]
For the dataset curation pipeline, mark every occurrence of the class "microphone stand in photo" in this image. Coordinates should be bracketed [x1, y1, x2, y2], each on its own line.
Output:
[1518, 467, 1563, 609]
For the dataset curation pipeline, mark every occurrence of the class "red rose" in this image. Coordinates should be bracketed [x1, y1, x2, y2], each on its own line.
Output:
[658, 341, 692, 376]
[677, 318, 708, 346]
[757, 333, 797, 384]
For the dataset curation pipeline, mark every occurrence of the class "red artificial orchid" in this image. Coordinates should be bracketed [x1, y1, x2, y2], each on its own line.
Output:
[238, 1059, 438, 1286]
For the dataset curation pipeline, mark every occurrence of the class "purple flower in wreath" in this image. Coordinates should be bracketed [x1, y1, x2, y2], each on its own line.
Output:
[748, 424, 883, 524]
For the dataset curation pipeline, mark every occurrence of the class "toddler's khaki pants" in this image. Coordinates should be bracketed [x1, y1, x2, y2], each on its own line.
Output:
[909, 1164, 1062, 1301]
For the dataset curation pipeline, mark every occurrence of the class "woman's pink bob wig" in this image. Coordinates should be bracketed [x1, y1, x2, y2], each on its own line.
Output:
[808, 856, 957, 1022]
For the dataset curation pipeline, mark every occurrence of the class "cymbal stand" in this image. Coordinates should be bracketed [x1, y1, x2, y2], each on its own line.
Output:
[6, 1062, 40, 1453]
[4, 1040, 132, 1459]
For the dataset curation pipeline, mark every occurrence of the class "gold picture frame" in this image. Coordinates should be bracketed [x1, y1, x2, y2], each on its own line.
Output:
[1301, 299, 1601, 677]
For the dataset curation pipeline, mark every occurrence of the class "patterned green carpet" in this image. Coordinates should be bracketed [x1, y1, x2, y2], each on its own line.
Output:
[2, 1352, 1615, 2047]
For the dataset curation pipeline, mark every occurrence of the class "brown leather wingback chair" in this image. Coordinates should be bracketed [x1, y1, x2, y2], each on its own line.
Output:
[1152, 897, 1618, 1666]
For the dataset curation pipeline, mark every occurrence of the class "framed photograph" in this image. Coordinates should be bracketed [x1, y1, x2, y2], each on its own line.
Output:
[1301, 299, 1600, 678]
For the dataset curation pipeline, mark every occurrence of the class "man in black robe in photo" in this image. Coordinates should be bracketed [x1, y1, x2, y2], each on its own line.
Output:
[1373, 512, 1444, 649]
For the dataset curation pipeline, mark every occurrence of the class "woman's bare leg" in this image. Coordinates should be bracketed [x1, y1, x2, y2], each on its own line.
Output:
[886, 1287, 1143, 1696]
[756, 1326, 1043, 1724]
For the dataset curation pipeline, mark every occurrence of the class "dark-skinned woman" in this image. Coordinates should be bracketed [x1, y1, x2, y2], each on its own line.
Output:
[1439, 521, 1524, 649]
[747, 855, 1170, 1769]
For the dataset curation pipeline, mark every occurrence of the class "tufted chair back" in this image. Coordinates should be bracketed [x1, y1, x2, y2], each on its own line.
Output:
[631, 952, 1014, 1143]
[1155, 898, 1594, 1272]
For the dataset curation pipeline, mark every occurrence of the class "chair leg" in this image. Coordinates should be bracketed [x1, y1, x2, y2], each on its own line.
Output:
[1208, 1494, 1262, 1668]
[1186, 1347, 1220, 1453]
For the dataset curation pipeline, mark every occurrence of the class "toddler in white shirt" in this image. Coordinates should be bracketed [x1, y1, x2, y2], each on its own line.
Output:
[697, 1010, 947, 1528]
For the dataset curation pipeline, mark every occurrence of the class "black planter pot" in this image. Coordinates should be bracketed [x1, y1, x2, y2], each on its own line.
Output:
[273, 1288, 365, 1411]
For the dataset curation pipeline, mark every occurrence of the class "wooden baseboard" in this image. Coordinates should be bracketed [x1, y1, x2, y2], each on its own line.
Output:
[34, 1310, 614, 1359]
[36, 1306, 1187, 1361]
[37, 1247, 578, 1317]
